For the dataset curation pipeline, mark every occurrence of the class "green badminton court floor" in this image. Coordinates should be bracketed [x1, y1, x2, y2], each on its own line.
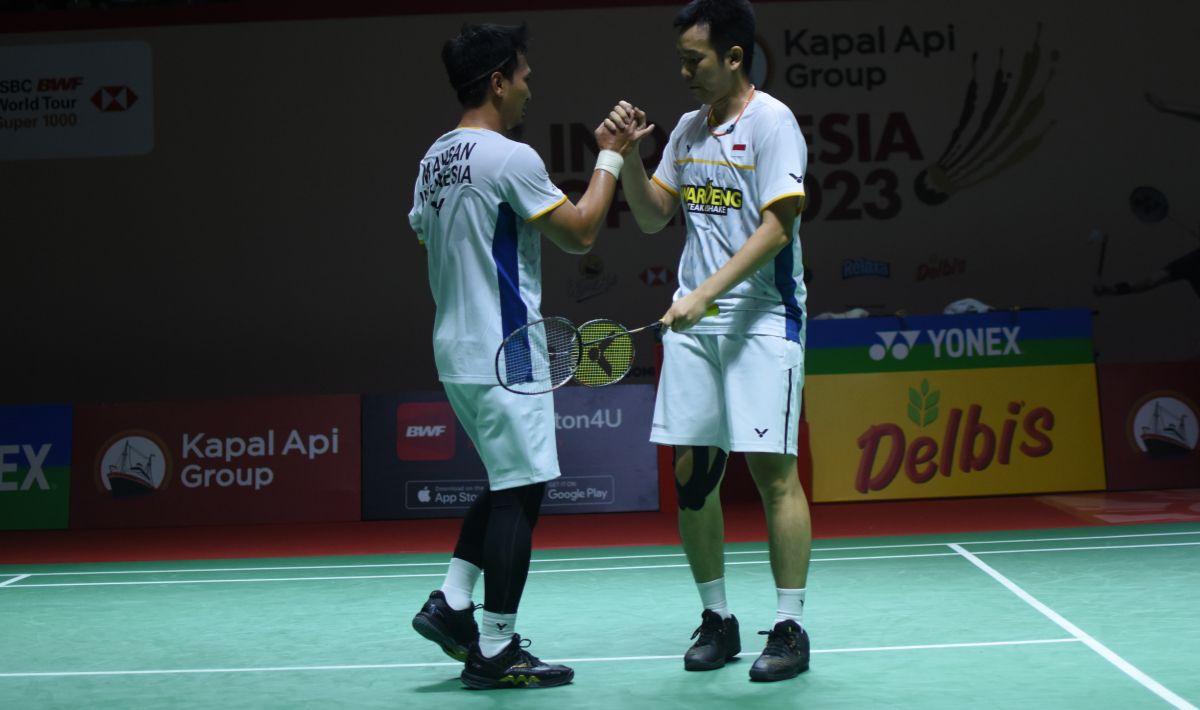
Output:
[2, 523, 1198, 709]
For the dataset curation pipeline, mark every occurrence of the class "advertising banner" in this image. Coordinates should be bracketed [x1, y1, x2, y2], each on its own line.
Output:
[806, 309, 1105, 501]
[70, 395, 360, 528]
[0, 405, 72, 530]
[362, 384, 658, 519]
[0, 41, 153, 161]
[1098, 362, 1200, 491]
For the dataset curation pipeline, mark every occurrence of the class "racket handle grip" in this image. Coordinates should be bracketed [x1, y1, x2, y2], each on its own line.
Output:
[703, 304, 720, 317]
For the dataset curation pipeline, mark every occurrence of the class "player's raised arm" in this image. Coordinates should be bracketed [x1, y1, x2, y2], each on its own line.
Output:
[610, 101, 678, 234]
[532, 109, 653, 254]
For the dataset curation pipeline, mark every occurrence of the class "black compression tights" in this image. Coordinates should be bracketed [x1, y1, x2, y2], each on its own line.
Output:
[452, 482, 545, 614]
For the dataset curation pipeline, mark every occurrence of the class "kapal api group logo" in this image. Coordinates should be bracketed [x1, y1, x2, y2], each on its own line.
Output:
[1129, 394, 1198, 459]
[96, 431, 171, 497]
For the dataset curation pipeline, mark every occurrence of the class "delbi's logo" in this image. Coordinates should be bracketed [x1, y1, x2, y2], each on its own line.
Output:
[681, 180, 743, 215]
[855, 379, 1055, 493]
[1128, 394, 1198, 459]
[97, 431, 171, 497]
[396, 402, 456, 461]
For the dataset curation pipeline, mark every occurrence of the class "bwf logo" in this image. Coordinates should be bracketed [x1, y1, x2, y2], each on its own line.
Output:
[396, 402, 456, 461]
[869, 331, 921, 361]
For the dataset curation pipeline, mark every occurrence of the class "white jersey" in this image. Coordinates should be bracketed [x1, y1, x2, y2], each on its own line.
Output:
[409, 128, 566, 383]
[652, 90, 808, 342]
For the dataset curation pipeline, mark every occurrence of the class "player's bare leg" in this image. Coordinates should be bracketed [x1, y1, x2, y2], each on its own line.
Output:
[675, 446, 741, 670]
[745, 451, 811, 681]
[746, 452, 810, 588]
[676, 446, 727, 584]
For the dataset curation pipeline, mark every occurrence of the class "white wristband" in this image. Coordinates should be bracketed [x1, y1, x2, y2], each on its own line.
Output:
[594, 149, 624, 179]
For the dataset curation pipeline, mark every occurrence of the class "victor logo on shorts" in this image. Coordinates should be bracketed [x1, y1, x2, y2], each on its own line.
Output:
[396, 402, 457, 461]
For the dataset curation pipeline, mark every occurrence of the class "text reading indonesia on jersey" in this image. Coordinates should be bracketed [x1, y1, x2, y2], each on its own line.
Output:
[417, 140, 477, 204]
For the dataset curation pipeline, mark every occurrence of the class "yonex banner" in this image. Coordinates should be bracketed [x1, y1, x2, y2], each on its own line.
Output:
[807, 309, 1095, 375]
[70, 396, 360, 528]
[1097, 362, 1200, 492]
[0, 405, 72, 530]
[806, 309, 1104, 501]
[363, 385, 659, 519]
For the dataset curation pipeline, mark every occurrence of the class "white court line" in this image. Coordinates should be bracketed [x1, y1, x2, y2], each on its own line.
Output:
[949, 543, 1197, 710]
[974, 542, 1200, 556]
[6, 529, 1197, 580]
[5, 540, 1197, 588]
[0, 575, 29, 587]
[0, 637, 1078, 679]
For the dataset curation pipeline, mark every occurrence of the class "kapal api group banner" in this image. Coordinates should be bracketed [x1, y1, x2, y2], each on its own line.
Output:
[70, 396, 361, 528]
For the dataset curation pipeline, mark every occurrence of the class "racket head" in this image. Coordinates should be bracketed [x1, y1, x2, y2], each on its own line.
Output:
[494, 317, 582, 394]
[575, 319, 636, 388]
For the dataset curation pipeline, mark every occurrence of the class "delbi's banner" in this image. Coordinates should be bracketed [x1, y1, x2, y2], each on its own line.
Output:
[806, 309, 1106, 501]
[0, 405, 72, 530]
[70, 396, 360, 528]
[1098, 362, 1200, 491]
[362, 385, 658, 519]
[0, 42, 153, 161]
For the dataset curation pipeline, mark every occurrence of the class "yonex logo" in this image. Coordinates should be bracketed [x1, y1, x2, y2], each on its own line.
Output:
[869, 331, 921, 361]
[0, 444, 51, 492]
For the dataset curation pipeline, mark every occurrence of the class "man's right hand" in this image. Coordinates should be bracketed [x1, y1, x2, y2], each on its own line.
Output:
[597, 99, 654, 156]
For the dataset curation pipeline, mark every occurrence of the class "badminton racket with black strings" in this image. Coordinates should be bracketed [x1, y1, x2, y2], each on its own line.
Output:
[495, 305, 719, 395]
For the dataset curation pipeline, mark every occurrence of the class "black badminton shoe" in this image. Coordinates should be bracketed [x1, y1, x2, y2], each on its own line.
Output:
[411, 590, 478, 662]
[684, 609, 741, 671]
[460, 635, 574, 689]
[749, 619, 810, 682]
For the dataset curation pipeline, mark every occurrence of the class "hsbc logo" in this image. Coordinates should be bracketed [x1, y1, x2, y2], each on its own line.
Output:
[639, 265, 676, 287]
[396, 402, 456, 461]
[91, 86, 138, 112]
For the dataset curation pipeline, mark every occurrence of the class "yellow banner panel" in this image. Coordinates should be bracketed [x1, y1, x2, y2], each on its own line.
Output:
[807, 365, 1105, 502]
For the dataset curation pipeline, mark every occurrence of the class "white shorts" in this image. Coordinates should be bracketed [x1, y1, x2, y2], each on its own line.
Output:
[651, 331, 804, 454]
[442, 382, 561, 491]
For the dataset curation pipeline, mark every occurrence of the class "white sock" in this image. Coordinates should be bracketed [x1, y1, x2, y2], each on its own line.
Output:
[479, 611, 517, 657]
[775, 587, 806, 625]
[697, 577, 731, 619]
[439, 558, 481, 611]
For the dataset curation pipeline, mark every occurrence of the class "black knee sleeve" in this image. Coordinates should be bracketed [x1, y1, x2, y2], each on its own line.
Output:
[675, 446, 727, 511]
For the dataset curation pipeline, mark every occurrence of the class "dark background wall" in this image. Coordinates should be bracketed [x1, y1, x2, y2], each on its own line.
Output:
[3, 0, 1197, 405]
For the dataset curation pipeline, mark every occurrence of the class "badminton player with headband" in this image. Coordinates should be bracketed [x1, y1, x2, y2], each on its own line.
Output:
[607, 0, 813, 683]
[407, 22, 650, 690]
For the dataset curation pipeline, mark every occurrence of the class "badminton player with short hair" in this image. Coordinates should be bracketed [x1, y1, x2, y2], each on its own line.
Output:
[407, 22, 648, 689]
[605, 0, 813, 682]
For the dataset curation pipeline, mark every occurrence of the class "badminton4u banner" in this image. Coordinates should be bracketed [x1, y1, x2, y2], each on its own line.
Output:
[806, 309, 1106, 501]
[69, 395, 361, 528]
[361, 384, 659, 520]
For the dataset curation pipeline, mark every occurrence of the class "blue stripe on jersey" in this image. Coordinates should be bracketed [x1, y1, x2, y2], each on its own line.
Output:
[773, 243, 803, 342]
[493, 203, 532, 383]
